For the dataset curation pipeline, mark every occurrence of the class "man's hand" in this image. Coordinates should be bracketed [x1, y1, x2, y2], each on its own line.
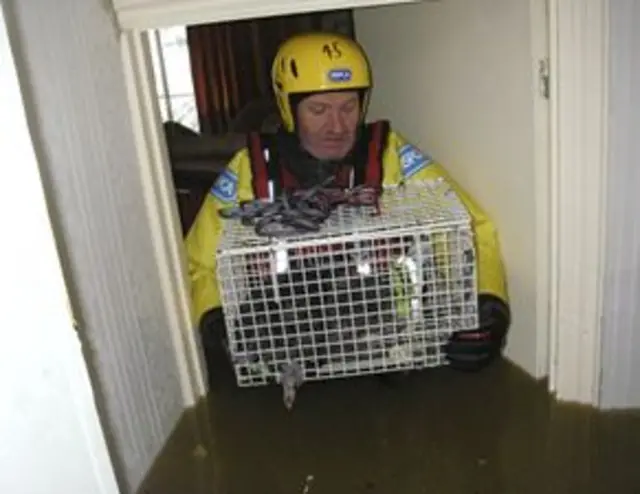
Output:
[444, 294, 511, 371]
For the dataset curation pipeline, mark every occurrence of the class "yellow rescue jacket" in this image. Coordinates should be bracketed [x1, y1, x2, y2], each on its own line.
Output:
[184, 121, 509, 326]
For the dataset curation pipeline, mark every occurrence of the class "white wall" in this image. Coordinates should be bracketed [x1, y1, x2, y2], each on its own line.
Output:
[0, 4, 119, 492]
[355, 0, 542, 376]
[5, 0, 186, 491]
[599, 0, 640, 409]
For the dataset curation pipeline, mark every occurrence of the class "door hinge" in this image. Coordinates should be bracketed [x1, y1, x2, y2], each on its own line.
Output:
[539, 57, 550, 100]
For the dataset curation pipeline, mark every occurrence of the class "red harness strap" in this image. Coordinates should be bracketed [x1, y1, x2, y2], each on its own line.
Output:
[365, 121, 384, 187]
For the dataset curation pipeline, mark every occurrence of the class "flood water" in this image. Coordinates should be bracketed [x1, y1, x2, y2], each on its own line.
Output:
[140, 354, 640, 494]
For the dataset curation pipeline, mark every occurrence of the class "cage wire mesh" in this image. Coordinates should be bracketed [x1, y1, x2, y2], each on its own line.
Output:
[216, 179, 479, 387]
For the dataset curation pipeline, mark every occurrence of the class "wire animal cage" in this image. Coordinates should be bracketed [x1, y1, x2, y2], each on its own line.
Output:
[216, 179, 479, 388]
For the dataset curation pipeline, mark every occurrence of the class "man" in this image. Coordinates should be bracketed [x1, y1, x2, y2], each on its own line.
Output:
[185, 32, 511, 377]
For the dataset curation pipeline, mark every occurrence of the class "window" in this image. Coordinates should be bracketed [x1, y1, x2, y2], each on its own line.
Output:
[149, 26, 199, 132]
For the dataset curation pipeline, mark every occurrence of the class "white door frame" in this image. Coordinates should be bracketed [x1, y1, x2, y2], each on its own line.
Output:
[117, 0, 610, 408]
[546, 0, 608, 406]
[120, 31, 207, 403]
[530, 0, 552, 380]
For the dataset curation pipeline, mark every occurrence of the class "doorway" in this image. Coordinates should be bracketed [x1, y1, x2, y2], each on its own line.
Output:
[117, 0, 610, 472]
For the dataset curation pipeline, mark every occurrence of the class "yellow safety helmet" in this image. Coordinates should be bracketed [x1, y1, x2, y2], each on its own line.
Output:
[271, 32, 372, 132]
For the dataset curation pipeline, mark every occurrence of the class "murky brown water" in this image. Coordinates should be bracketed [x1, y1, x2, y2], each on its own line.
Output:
[140, 356, 640, 494]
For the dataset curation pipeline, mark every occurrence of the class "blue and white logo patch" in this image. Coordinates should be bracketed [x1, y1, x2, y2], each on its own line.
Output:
[210, 169, 238, 203]
[399, 143, 432, 178]
[328, 68, 352, 83]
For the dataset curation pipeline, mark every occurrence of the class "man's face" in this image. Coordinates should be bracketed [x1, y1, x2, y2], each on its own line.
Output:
[296, 91, 361, 160]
